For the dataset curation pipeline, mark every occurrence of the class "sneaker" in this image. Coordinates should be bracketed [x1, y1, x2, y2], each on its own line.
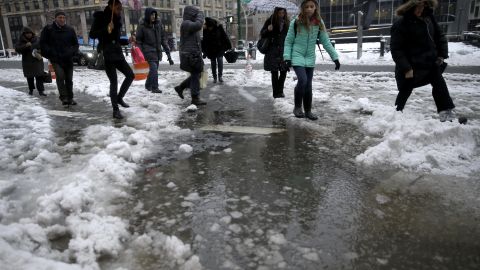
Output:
[62, 100, 70, 107]
[151, 88, 162, 93]
[439, 109, 455, 122]
[113, 110, 123, 119]
[118, 99, 130, 108]
[174, 86, 184, 99]
[305, 111, 318, 120]
[293, 107, 305, 118]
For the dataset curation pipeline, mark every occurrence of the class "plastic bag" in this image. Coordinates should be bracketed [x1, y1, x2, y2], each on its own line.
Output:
[200, 70, 208, 89]
[131, 46, 145, 64]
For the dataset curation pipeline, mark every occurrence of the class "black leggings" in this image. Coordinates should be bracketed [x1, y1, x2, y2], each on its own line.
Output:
[105, 58, 135, 110]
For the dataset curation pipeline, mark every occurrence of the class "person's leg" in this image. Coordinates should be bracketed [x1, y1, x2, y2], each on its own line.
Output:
[35, 76, 46, 96]
[27, 77, 35, 95]
[210, 58, 217, 82]
[53, 63, 67, 103]
[303, 68, 317, 120]
[278, 71, 287, 97]
[64, 63, 75, 104]
[104, 61, 119, 112]
[116, 58, 135, 107]
[394, 72, 414, 112]
[429, 68, 455, 113]
[293, 66, 308, 117]
[271, 71, 279, 98]
[190, 72, 205, 105]
[151, 60, 160, 92]
[145, 60, 155, 91]
[217, 56, 224, 82]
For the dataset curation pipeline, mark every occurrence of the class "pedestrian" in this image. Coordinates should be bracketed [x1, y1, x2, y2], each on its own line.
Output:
[391, 0, 456, 122]
[136, 7, 174, 93]
[40, 9, 79, 106]
[201, 17, 231, 83]
[260, 7, 290, 98]
[89, 0, 134, 119]
[283, 0, 340, 120]
[174, 6, 207, 106]
[15, 27, 47, 97]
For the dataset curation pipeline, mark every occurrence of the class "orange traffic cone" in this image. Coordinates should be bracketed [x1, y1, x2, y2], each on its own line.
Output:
[132, 61, 149, 81]
[48, 62, 56, 80]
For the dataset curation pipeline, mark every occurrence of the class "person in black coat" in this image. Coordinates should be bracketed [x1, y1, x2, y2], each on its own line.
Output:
[391, 0, 456, 122]
[89, 0, 134, 119]
[201, 17, 231, 83]
[260, 7, 290, 98]
[15, 27, 46, 96]
[40, 10, 79, 105]
[136, 7, 173, 93]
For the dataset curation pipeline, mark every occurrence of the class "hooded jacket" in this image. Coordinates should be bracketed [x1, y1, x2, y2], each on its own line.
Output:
[201, 17, 231, 59]
[390, 0, 448, 73]
[136, 8, 171, 62]
[15, 27, 44, 78]
[89, 6, 128, 61]
[179, 6, 204, 54]
[40, 21, 78, 65]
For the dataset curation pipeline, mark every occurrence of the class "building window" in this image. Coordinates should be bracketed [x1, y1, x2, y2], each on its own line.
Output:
[5, 4, 11, 13]
[14, 2, 20, 11]
[192, 0, 199, 5]
[33, 1, 40, 9]
[73, 0, 80, 5]
[24, 2, 30, 11]
[53, 0, 59, 8]
[84, 0, 90, 4]
[179, 8, 183, 16]
[476, 6, 479, 17]
[64, 0, 69, 6]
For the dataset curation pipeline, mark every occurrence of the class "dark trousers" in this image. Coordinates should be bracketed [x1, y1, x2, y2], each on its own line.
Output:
[178, 72, 201, 97]
[52, 63, 74, 102]
[145, 60, 159, 90]
[27, 76, 45, 93]
[395, 66, 455, 112]
[293, 66, 314, 112]
[105, 58, 135, 111]
[210, 56, 223, 79]
[271, 70, 287, 97]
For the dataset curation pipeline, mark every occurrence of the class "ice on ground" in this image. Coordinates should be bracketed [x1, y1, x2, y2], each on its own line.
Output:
[179, 144, 193, 153]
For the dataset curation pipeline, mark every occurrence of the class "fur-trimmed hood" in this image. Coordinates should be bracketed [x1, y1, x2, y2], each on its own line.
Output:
[396, 0, 438, 16]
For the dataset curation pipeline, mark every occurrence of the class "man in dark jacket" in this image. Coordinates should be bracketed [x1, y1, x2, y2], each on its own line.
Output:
[15, 26, 46, 96]
[136, 7, 173, 93]
[40, 9, 79, 106]
[391, 0, 455, 122]
[174, 6, 206, 105]
[89, 0, 134, 119]
[201, 17, 231, 83]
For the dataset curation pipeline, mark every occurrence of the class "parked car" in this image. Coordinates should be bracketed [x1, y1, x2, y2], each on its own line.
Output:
[73, 45, 96, 66]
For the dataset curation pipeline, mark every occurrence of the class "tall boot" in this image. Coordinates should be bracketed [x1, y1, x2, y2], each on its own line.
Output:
[303, 90, 317, 120]
[293, 87, 304, 118]
[271, 72, 279, 98]
[191, 95, 207, 105]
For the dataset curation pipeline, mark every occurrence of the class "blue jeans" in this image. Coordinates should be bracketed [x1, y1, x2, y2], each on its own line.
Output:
[145, 60, 159, 90]
[293, 66, 314, 112]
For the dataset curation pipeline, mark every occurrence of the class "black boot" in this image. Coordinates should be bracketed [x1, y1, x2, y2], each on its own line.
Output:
[305, 111, 318, 120]
[218, 77, 224, 83]
[39, 91, 47, 96]
[113, 110, 123, 119]
[117, 99, 130, 108]
[191, 96, 207, 105]
[213, 76, 217, 83]
[69, 99, 77, 105]
[293, 107, 305, 118]
[151, 88, 162, 93]
[174, 85, 184, 99]
[28, 89, 33, 95]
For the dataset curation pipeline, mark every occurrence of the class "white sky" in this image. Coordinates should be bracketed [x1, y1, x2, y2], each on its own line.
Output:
[0, 41, 479, 269]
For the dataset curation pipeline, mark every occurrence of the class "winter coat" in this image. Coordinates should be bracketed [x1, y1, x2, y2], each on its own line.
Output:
[201, 17, 231, 59]
[136, 7, 171, 62]
[40, 21, 78, 65]
[260, 16, 289, 72]
[283, 18, 338, 68]
[15, 27, 44, 78]
[179, 6, 204, 54]
[390, 0, 447, 82]
[89, 6, 128, 62]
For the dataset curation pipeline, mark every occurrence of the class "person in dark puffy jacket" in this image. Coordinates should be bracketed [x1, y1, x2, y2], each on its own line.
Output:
[260, 7, 290, 98]
[391, 0, 455, 122]
[15, 27, 46, 96]
[89, 0, 134, 119]
[201, 17, 231, 83]
[174, 6, 206, 106]
[136, 7, 173, 93]
[40, 9, 78, 106]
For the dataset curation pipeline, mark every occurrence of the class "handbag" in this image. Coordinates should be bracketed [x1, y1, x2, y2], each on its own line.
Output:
[257, 36, 270, 54]
[224, 49, 238, 63]
[131, 46, 145, 64]
[180, 52, 204, 73]
[42, 71, 52, 83]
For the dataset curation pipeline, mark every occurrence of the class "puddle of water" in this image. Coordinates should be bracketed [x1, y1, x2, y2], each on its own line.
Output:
[199, 125, 285, 135]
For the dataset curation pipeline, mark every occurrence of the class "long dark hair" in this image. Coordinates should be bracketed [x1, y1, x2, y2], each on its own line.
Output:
[271, 7, 290, 31]
[296, 0, 324, 32]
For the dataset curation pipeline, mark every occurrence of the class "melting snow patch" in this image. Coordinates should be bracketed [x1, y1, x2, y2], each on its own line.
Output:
[178, 144, 193, 153]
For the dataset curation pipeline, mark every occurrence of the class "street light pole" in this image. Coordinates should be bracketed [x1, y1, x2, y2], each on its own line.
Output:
[237, 0, 242, 43]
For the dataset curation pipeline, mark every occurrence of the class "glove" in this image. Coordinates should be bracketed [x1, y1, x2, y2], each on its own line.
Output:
[334, 59, 340, 70]
[168, 58, 174, 65]
[279, 60, 290, 72]
[202, 53, 207, 59]
[32, 49, 43, 60]
[284, 60, 291, 68]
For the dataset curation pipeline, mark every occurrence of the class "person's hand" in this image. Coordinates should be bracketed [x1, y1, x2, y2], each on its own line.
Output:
[405, 69, 414, 79]
[436, 57, 444, 65]
[108, 22, 114, 34]
[267, 24, 273, 31]
[334, 59, 340, 70]
[26, 42, 32, 47]
[284, 60, 291, 68]
[168, 58, 174, 65]
[202, 53, 207, 59]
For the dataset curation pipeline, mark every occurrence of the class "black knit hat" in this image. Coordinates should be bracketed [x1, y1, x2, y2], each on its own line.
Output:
[54, 9, 66, 17]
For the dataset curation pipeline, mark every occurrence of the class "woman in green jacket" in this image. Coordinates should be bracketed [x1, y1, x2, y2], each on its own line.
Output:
[283, 0, 340, 120]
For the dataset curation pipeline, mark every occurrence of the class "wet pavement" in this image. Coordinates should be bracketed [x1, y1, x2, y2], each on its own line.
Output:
[2, 74, 479, 269]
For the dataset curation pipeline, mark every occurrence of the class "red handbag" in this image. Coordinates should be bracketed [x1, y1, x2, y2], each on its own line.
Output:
[131, 46, 145, 64]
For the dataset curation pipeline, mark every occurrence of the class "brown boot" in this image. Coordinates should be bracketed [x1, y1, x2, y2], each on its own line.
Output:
[191, 96, 207, 105]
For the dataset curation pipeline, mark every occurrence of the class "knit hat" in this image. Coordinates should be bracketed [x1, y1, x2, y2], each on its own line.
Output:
[54, 9, 66, 18]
